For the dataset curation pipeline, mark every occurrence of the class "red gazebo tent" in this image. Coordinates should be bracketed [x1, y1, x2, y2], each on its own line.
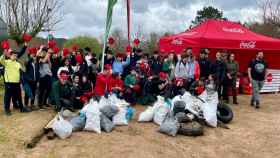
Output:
[159, 19, 280, 72]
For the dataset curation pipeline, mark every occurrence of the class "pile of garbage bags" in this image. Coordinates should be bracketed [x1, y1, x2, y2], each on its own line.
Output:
[51, 94, 135, 139]
[138, 91, 233, 137]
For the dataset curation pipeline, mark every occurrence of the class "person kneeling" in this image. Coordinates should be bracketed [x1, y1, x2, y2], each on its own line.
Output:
[50, 70, 74, 112]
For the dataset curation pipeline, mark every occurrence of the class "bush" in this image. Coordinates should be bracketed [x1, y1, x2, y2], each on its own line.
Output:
[64, 36, 102, 55]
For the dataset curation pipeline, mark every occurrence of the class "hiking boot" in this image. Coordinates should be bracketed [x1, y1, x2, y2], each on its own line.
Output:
[20, 107, 31, 113]
[5, 110, 12, 116]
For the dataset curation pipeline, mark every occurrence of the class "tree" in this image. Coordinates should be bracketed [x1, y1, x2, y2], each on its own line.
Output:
[64, 36, 102, 55]
[191, 6, 225, 26]
[110, 28, 127, 53]
[142, 32, 160, 54]
[0, 0, 63, 44]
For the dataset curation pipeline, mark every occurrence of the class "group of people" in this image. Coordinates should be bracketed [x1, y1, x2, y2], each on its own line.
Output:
[0, 41, 268, 116]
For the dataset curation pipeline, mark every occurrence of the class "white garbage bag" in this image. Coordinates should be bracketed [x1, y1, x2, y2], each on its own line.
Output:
[202, 92, 218, 127]
[153, 100, 171, 126]
[84, 101, 101, 134]
[52, 115, 73, 139]
[113, 107, 128, 126]
[138, 106, 154, 122]
[98, 96, 111, 110]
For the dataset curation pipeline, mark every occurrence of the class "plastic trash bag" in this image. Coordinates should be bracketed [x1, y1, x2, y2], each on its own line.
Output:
[159, 113, 180, 137]
[98, 96, 112, 110]
[100, 114, 115, 133]
[153, 99, 171, 126]
[70, 113, 86, 132]
[84, 101, 101, 134]
[138, 106, 154, 122]
[113, 107, 128, 126]
[52, 115, 73, 139]
[100, 105, 119, 120]
[126, 107, 135, 121]
[201, 92, 218, 127]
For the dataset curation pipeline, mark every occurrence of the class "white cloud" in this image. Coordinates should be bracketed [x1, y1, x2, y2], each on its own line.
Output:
[42, 0, 262, 39]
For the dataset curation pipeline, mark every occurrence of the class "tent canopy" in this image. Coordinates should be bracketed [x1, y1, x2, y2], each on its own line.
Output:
[159, 19, 280, 54]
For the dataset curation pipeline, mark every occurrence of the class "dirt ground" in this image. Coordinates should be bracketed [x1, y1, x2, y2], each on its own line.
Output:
[0, 94, 280, 158]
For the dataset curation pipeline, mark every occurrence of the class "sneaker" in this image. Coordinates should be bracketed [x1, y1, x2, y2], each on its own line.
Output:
[5, 110, 12, 116]
[20, 107, 31, 113]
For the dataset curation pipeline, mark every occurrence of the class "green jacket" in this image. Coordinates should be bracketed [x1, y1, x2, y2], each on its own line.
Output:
[226, 60, 239, 77]
[50, 80, 73, 107]
[124, 74, 137, 87]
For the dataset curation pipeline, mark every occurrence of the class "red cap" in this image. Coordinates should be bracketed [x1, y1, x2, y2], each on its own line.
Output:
[108, 37, 115, 45]
[116, 53, 124, 58]
[159, 72, 168, 79]
[63, 48, 69, 56]
[48, 40, 56, 49]
[23, 33, 32, 42]
[75, 54, 83, 64]
[133, 38, 140, 46]
[104, 64, 112, 70]
[53, 47, 60, 54]
[28, 47, 38, 55]
[1, 40, 10, 50]
[126, 45, 132, 54]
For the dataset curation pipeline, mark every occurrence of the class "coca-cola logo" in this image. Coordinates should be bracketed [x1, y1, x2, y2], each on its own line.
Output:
[223, 27, 244, 34]
[171, 39, 183, 45]
[240, 41, 256, 49]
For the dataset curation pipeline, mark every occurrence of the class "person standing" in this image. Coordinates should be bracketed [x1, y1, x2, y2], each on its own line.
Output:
[23, 50, 40, 110]
[248, 51, 268, 109]
[38, 47, 53, 109]
[198, 49, 212, 80]
[211, 52, 226, 100]
[0, 49, 31, 115]
[149, 51, 162, 75]
[224, 53, 239, 104]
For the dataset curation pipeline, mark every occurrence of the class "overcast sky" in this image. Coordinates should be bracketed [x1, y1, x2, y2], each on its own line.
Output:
[41, 0, 262, 39]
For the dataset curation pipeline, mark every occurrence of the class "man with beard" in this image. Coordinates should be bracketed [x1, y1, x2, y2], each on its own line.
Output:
[248, 51, 268, 109]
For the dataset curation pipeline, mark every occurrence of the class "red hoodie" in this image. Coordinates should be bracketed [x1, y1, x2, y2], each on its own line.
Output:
[94, 73, 113, 96]
[108, 77, 124, 92]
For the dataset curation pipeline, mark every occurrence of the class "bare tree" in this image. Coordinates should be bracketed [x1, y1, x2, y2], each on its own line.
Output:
[257, 0, 280, 26]
[0, 0, 63, 44]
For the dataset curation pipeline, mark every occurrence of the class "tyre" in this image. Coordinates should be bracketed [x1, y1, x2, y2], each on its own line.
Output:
[217, 103, 233, 124]
[178, 121, 204, 136]
[173, 101, 186, 115]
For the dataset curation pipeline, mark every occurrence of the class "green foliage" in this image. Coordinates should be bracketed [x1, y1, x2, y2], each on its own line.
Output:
[192, 6, 225, 26]
[64, 36, 102, 55]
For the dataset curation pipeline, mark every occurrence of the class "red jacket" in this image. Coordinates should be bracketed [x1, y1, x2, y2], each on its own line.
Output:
[108, 77, 124, 92]
[94, 73, 113, 96]
[194, 61, 200, 81]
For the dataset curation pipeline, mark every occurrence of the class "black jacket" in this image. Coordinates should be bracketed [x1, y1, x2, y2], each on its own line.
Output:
[149, 57, 162, 75]
[211, 60, 226, 82]
[23, 58, 40, 82]
[198, 58, 212, 79]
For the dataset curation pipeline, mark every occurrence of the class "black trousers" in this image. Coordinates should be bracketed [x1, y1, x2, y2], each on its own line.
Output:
[223, 78, 237, 101]
[4, 83, 24, 112]
[38, 75, 52, 106]
[24, 81, 37, 107]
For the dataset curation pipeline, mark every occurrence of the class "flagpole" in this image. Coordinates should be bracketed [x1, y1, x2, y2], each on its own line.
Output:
[101, 0, 117, 72]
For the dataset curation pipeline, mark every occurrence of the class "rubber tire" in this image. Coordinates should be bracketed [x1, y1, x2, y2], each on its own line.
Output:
[178, 121, 204, 136]
[217, 103, 234, 124]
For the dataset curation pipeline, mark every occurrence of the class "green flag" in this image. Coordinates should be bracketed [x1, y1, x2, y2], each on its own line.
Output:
[101, 0, 118, 71]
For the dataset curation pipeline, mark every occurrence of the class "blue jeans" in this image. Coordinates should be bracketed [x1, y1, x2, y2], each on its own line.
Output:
[251, 80, 264, 103]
